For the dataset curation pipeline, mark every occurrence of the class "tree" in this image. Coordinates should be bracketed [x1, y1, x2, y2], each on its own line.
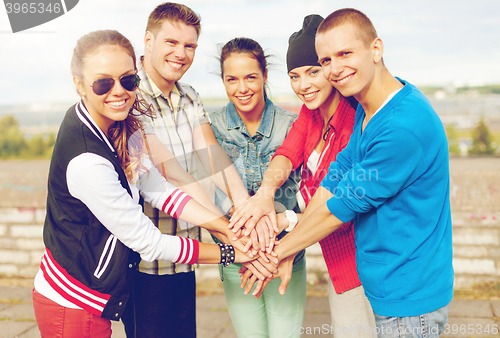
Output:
[0, 115, 27, 157]
[28, 135, 45, 156]
[468, 118, 497, 156]
[445, 124, 461, 156]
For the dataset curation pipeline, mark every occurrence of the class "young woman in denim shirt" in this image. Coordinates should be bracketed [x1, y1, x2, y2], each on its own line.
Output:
[209, 37, 306, 337]
[229, 16, 377, 337]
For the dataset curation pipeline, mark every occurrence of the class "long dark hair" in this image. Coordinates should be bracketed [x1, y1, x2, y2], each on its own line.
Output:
[219, 37, 270, 96]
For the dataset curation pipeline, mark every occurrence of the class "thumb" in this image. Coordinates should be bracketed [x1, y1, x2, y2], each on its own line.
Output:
[279, 263, 292, 295]
[279, 279, 288, 295]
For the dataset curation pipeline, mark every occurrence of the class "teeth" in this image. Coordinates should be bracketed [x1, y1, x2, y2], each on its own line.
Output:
[238, 95, 252, 101]
[168, 61, 182, 70]
[336, 74, 353, 85]
[304, 92, 317, 99]
[108, 100, 126, 106]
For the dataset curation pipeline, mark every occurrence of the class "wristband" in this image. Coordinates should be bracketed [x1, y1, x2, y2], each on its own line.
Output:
[284, 210, 298, 232]
[218, 243, 235, 267]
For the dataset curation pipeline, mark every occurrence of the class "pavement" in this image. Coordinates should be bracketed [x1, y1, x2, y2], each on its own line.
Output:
[0, 282, 499, 338]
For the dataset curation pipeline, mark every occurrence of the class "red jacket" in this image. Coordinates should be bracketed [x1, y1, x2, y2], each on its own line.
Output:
[274, 96, 359, 293]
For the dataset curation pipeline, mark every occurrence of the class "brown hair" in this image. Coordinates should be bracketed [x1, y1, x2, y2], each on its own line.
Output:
[146, 2, 201, 37]
[219, 37, 269, 96]
[71, 30, 153, 182]
[219, 37, 268, 77]
[317, 8, 377, 47]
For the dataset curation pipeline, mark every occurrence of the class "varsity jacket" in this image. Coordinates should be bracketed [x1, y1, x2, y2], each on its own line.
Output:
[40, 102, 197, 320]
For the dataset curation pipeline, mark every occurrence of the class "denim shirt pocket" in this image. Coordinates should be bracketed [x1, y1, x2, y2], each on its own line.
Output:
[220, 140, 246, 176]
[258, 146, 277, 170]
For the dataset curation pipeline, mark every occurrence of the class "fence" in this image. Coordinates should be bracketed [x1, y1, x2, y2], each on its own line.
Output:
[0, 158, 499, 289]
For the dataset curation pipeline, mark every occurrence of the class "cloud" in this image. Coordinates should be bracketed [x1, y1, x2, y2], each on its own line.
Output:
[1, 0, 500, 106]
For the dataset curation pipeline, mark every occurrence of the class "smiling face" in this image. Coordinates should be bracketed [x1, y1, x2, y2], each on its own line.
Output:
[74, 45, 136, 135]
[144, 20, 198, 93]
[315, 23, 381, 101]
[222, 53, 267, 118]
[289, 65, 334, 111]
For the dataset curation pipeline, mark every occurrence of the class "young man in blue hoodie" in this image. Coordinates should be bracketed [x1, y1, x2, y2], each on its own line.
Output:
[264, 8, 453, 337]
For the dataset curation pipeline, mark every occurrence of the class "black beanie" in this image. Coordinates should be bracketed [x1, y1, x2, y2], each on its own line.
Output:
[286, 14, 324, 73]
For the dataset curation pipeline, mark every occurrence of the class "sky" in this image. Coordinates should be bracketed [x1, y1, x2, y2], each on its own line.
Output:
[0, 0, 499, 107]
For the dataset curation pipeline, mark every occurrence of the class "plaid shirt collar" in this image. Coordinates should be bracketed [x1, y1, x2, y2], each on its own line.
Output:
[137, 56, 195, 104]
[224, 97, 274, 138]
[319, 95, 357, 137]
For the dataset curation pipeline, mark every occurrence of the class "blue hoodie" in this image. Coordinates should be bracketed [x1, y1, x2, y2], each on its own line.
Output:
[321, 79, 454, 317]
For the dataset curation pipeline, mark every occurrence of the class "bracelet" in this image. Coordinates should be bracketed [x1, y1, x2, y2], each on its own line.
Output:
[218, 243, 235, 267]
[284, 210, 298, 232]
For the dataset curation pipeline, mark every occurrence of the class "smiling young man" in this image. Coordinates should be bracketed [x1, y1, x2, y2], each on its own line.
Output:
[120, 3, 250, 338]
[268, 8, 454, 338]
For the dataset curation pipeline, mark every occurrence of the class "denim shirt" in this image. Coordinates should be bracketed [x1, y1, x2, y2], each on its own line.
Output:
[209, 98, 301, 212]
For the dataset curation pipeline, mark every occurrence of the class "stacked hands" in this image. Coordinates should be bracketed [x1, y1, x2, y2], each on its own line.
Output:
[223, 193, 295, 299]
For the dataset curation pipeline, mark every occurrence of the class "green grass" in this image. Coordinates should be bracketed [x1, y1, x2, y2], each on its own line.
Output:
[0, 298, 22, 305]
[15, 318, 36, 322]
[454, 282, 500, 300]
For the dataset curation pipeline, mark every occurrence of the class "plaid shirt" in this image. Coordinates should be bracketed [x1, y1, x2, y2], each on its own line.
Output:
[136, 56, 208, 275]
[274, 96, 359, 293]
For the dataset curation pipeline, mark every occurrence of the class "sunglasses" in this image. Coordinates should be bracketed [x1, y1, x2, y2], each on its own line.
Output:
[86, 74, 140, 96]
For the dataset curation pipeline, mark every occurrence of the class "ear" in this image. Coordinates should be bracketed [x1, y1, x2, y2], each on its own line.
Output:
[73, 76, 86, 97]
[263, 69, 268, 84]
[372, 37, 383, 63]
[144, 31, 154, 54]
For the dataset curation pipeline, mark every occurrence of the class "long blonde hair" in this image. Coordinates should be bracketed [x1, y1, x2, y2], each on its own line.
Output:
[71, 30, 153, 181]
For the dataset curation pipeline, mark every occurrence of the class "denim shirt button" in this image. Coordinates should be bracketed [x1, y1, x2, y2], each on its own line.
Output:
[209, 98, 299, 216]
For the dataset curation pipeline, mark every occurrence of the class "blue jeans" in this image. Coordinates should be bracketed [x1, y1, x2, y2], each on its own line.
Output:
[373, 303, 450, 338]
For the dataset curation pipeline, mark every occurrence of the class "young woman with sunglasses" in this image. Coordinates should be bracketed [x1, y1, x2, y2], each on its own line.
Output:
[208, 37, 306, 338]
[232, 16, 377, 336]
[32, 30, 253, 338]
